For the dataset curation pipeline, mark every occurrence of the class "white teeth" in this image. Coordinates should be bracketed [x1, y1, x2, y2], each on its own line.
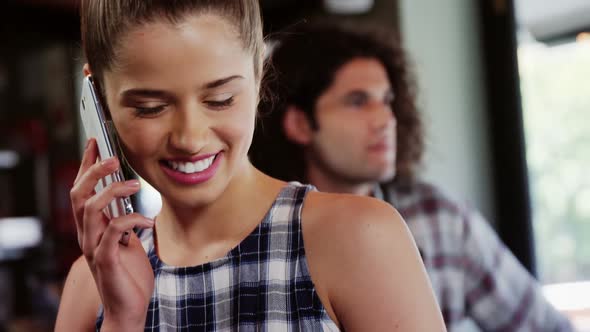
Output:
[185, 163, 195, 173]
[167, 155, 216, 174]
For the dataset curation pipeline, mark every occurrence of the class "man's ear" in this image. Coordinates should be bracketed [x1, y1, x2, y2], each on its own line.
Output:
[283, 106, 313, 145]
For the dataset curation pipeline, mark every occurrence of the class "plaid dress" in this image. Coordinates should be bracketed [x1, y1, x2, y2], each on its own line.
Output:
[96, 183, 340, 331]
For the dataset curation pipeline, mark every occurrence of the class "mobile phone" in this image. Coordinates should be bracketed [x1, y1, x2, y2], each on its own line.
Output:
[80, 75, 134, 244]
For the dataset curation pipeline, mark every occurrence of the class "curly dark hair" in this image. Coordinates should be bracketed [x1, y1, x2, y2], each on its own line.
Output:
[250, 21, 423, 184]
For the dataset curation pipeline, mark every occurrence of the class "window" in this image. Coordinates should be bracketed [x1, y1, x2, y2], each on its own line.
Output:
[518, 34, 590, 330]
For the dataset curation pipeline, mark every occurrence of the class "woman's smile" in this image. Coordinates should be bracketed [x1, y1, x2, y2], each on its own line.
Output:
[159, 151, 223, 185]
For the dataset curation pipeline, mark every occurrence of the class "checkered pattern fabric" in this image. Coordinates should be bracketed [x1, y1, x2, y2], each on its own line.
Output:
[96, 183, 339, 331]
[379, 181, 573, 332]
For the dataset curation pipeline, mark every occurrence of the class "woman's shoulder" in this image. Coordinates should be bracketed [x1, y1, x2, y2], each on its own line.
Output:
[300, 191, 444, 330]
[303, 190, 404, 231]
[301, 190, 412, 270]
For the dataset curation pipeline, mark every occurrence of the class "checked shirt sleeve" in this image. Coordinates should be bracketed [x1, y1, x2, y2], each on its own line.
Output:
[461, 209, 574, 332]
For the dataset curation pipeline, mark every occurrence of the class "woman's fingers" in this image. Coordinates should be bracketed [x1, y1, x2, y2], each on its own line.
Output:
[80, 180, 141, 256]
[71, 139, 98, 232]
[93, 214, 154, 268]
[71, 156, 120, 224]
[74, 138, 98, 183]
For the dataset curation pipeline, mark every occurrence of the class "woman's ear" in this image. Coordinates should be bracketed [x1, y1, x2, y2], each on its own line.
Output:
[83, 63, 92, 77]
[283, 106, 313, 146]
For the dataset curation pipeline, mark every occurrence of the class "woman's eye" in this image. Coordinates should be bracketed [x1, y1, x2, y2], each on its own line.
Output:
[133, 105, 166, 117]
[205, 96, 234, 110]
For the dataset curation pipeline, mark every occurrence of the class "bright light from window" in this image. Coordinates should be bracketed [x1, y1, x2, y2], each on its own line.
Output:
[0, 217, 42, 250]
[0, 150, 19, 169]
[518, 37, 590, 331]
[544, 282, 590, 311]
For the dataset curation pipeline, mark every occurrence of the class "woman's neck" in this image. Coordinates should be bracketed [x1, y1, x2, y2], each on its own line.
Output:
[153, 163, 284, 266]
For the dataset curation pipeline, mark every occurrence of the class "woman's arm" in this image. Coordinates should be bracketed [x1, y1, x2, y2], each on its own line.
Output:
[303, 192, 446, 331]
[56, 139, 155, 332]
[55, 256, 101, 332]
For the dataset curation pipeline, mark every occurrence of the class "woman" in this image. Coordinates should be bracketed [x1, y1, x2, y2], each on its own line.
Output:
[55, 1, 445, 331]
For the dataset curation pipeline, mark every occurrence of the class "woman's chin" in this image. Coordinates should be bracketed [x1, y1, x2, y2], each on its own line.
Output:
[157, 181, 224, 210]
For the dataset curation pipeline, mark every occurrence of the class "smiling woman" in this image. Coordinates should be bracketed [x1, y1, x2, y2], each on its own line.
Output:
[99, 14, 259, 209]
[54, 1, 445, 331]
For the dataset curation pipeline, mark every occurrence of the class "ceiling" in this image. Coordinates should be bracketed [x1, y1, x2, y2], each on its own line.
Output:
[515, 0, 590, 40]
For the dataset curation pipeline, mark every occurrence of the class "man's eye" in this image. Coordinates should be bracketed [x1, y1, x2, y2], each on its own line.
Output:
[134, 105, 166, 117]
[205, 96, 234, 110]
[384, 92, 395, 105]
[347, 95, 368, 108]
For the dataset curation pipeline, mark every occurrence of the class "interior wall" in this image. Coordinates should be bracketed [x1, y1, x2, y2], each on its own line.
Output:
[398, 0, 496, 221]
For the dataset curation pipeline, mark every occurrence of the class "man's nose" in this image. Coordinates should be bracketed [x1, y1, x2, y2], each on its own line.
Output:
[369, 102, 396, 131]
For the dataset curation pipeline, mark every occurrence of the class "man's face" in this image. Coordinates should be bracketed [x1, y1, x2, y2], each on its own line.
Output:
[307, 57, 397, 185]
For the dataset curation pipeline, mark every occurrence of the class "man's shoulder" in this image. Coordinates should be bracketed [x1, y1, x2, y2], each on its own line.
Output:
[381, 180, 466, 217]
[379, 179, 501, 250]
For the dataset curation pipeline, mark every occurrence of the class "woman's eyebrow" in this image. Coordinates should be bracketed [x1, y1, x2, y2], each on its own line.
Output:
[202, 75, 244, 89]
[120, 89, 172, 100]
[119, 75, 244, 100]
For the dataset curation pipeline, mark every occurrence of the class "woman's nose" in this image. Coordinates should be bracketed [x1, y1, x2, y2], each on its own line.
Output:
[169, 104, 210, 153]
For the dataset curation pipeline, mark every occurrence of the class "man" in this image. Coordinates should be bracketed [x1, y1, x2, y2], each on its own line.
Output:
[250, 22, 573, 331]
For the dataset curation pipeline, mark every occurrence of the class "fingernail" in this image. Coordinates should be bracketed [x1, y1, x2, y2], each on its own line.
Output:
[126, 180, 140, 188]
[101, 157, 117, 167]
[85, 139, 91, 149]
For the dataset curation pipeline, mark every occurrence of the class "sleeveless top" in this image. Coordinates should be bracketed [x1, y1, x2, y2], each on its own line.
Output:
[96, 182, 340, 331]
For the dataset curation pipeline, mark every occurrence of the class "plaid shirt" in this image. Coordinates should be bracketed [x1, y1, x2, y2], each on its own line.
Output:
[96, 183, 339, 331]
[379, 181, 574, 332]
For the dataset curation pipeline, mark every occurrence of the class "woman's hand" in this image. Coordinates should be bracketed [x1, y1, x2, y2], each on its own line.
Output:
[70, 138, 155, 330]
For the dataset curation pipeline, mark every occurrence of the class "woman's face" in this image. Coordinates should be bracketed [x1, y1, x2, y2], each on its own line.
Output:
[100, 14, 259, 209]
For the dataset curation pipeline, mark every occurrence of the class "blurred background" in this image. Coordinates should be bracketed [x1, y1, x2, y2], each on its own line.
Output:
[0, 0, 588, 331]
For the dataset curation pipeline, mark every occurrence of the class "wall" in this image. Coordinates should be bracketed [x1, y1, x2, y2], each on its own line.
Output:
[398, 0, 496, 221]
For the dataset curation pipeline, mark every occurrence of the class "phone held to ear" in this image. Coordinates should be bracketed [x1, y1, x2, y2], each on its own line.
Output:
[80, 75, 134, 245]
